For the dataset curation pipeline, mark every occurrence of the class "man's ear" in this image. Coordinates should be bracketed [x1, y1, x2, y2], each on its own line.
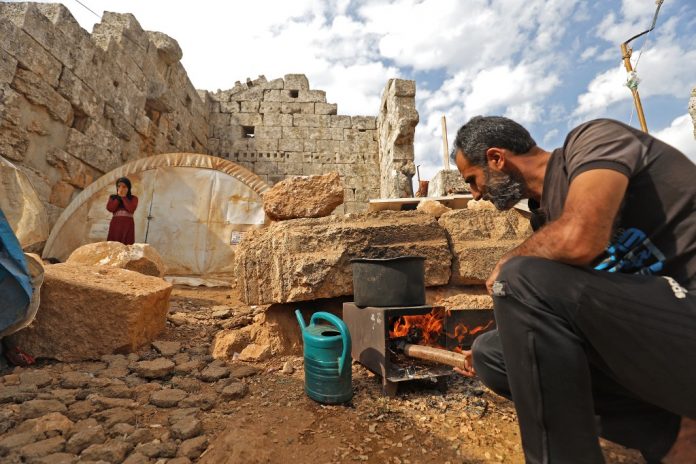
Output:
[485, 147, 506, 170]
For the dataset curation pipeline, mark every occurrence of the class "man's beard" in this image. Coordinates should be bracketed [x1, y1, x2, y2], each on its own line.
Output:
[482, 168, 524, 210]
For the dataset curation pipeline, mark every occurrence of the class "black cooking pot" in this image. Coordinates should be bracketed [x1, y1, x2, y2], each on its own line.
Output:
[350, 256, 426, 307]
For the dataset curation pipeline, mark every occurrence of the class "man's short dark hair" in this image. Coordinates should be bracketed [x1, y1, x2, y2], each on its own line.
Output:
[451, 116, 536, 167]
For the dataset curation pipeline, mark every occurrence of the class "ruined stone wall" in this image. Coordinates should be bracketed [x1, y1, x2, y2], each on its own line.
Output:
[1, 3, 420, 225]
[206, 75, 380, 213]
[377, 79, 418, 198]
[0, 3, 208, 225]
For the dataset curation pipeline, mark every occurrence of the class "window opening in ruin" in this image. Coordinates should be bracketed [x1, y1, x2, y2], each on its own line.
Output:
[71, 107, 90, 133]
[113, 81, 119, 88]
[176, 123, 181, 131]
[185, 95, 192, 108]
[289, 90, 299, 98]
[243, 126, 255, 138]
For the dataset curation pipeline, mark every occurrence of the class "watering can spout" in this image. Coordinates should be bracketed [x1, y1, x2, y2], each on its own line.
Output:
[295, 309, 306, 331]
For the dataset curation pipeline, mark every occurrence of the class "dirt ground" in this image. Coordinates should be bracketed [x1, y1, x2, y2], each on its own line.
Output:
[0, 285, 645, 463]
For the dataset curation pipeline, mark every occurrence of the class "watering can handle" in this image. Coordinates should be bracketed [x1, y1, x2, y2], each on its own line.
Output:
[309, 312, 351, 375]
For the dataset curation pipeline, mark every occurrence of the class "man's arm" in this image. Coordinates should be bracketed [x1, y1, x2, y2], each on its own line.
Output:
[486, 169, 629, 293]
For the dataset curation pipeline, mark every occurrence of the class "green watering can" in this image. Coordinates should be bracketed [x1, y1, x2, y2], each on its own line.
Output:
[295, 310, 352, 404]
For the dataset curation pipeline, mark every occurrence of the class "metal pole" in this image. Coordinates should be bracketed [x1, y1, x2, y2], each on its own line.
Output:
[441, 115, 450, 170]
[620, 43, 649, 133]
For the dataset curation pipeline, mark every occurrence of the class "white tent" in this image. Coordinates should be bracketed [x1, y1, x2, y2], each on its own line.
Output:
[43, 153, 270, 283]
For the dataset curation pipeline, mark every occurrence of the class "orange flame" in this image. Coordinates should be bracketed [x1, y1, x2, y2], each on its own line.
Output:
[389, 308, 494, 350]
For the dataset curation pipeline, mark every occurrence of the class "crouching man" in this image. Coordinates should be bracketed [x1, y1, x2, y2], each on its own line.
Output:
[453, 116, 696, 463]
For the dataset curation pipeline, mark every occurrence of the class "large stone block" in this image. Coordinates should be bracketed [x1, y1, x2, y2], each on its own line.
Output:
[0, 17, 62, 87]
[0, 49, 17, 85]
[7, 264, 172, 361]
[146, 31, 182, 64]
[11, 68, 73, 124]
[235, 210, 452, 304]
[64, 128, 121, 173]
[283, 74, 309, 90]
[427, 169, 469, 196]
[67, 242, 166, 277]
[296, 90, 326, 103]
[263, 171, 344, 221]
[293, 114, 329, 128]
[439, 209, 532, 284]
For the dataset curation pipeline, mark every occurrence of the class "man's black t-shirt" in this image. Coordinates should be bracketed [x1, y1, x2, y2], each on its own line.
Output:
[530, 119, 696, 290]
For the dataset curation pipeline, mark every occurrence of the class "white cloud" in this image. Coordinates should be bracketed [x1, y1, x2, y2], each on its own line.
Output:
[653, 114, 696, 163]
[580, 46, 598, 62]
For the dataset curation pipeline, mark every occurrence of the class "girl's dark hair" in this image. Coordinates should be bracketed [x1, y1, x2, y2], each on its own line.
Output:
[116, 177, 133, 199]
[451, 116, 536, 167]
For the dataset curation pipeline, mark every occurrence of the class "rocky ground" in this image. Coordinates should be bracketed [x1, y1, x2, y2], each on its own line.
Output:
[0, 286, 645, 463]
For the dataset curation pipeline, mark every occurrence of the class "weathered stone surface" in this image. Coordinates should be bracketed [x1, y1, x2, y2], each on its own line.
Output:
[46, 148, 101, 189]
[17, 412, 73, 435]
[467, 199, 497, 211]
[133, 358, 175, 379]
[18, 435, 65, 459]
[171, 417, 203, 440]
[11, 67, 73, 123]
[146, 31, 182, 64]
[283, 74, 309, 90]
[211, 330, 250, 359]
[219, 382, 248, 401]
[66, 242, 166, 277]
[199, 364, 229, 382]
[65, 423, 106, 454]
[427, 169, 469, 196]
[235, 210, 451, 304]
[177, 435, 208, 459]
[149, 389, 187, 408]
[64, 128, 121, 173]
[8, 264, 172, 362]
[377, 79, 418, 198]
[416, 200, 452, 218]
[20, 400, 68, 420]
[95, 407, 136, 428]
[80, 440, 131, 462]
[427, 285, 494, 310]
[152, 340, 181, 356]
[439, 209, 532, 284]
[239, 343, 271, 362]
[263, 172, 344, 220]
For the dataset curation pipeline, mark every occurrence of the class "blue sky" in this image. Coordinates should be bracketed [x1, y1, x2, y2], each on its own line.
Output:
[41, 0, 696, 180]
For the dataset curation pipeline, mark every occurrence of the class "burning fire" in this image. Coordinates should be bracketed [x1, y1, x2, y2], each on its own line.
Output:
[389, 308, 495, 351]
[389, 308, 445, 346]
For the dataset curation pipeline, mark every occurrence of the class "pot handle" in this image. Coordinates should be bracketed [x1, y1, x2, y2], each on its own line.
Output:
[309, 312, 351, 375]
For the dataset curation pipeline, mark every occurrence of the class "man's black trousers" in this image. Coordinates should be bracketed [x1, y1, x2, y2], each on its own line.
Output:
[472, 257, 696, 463]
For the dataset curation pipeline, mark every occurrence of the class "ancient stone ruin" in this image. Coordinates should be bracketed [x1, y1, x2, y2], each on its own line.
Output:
[1, 2, 418, 226]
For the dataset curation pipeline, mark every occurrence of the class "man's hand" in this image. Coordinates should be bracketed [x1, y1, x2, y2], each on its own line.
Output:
[453, 350, 476, 377]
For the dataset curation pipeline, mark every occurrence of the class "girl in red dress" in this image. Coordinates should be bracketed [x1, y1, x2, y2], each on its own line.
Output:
[106, 177, 138, 245]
